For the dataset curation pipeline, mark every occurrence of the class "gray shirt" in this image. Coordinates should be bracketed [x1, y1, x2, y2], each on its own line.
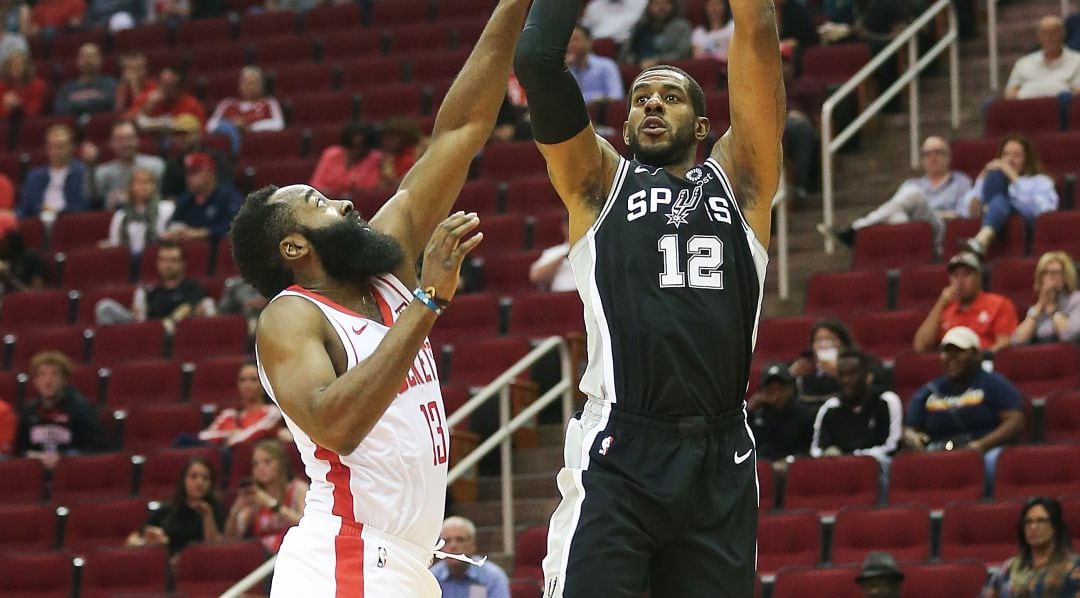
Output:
[1018, 290, 1080, 344]
[93, 154, 166, 210]
[909, 171, 973, 214]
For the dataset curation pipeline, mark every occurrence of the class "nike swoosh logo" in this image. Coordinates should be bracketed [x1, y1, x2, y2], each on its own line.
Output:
[352, 323, 368, 335]
[734, 448, 753, 465]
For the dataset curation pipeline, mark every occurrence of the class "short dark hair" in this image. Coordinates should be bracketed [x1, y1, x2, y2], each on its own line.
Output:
[340, 121, 375, 147]
[838, 348, 870, 372]
[810, 319, 855, 350]
[230, 185, 298, 298]
[629, 65, 707, 118]
[1017, 496, 1072, 566]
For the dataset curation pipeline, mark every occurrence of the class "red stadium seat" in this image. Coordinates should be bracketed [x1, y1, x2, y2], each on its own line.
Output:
[79, 546, 169, 598]
[0, 552, 74, 598]
[270, 63, 336, 96]
[851, 222, 935, 270]
[480, 142, 547, 181]
[318, 30, 383, 62]
[337, 56, 404, 92]
[177, 17, 234, 45]
[942, 216, 1026, 263]
[1062, 494, 1080, 545]
[851, 309, 925, 362]
[0, 289, 73, 332]
[939, 499, 1022, 565]
[430, 293, 501, 347]
[50, 212, 114, 254]
[105, 360, 184, 408]
[139, 448, 222, 500]
[248, 34, 317, 67]
[1034, 132, 1080, 178]
[62, 498, 148, 552]
[304, 2, 362, 33]
[757, 510, 821, 575]
[214, 238, 238, 278]
[57, 247, 132, 289]
[370, 0, 432, 26]
[804, 270, 888, 317]
[1032, 212, 1080, 258]
[16, 115, 78, 152]
[438, 0, 496, 19]
[174, 541, 267, 596]
[389, 23, 455, 53]
[0, 458, 44, 505]
[801, 43, 871, 86]
[530, 210, 569, 248]
[456, 180, 501, 215]
[505, 175, 565, 215]
[507, 291, 584, 339]
[994, 444, 1080, 499]
[409, 48, 472, 85]
[887, 450, 984, 509]
[771, 565, 861, 598]
[239, 128, 305, 163]
[478, 251, 541, 293]
[470, 213, 526, 257]
[112, 24, 169, 53]
[171, 315, 248, 362]
[238, 10, 298, 39]
[286, 91, 357, 127]
[510, 578, 543, 598]
[0, 504, 55, 552]
[755, 316, 815, 363]
[758, 459, 775, 510]
[443, 337, 530, 386]
[17, 217, 46, 252]
[7, 325, 87, 371]
[890, 351, 941, 405]
[75, 284, 137, 326]
[830, 505, 931, 565]
[187, 41, 249, 72]
[985, 98, 1061, 137]
[1043, 391, 1080, 442]
[993, 343, 1080, 399]
[89, 321, 166, 366]
[784, 455, 879, 513]
[357, 83, 426, 121]
[901, 560, 989, 598]
[119, 404, 203, 454]
[988, 257, 1037, 313]
[896, 264, 949, 311]
[51, 453, 133, 505]
[512, 526, 547, 582]
[189, 354, 251, 407]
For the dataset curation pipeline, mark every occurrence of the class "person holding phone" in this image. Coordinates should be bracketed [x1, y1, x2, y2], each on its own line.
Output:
[224, 439, 307, 553]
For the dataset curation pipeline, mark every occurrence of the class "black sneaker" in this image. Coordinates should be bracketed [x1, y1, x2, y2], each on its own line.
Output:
[816, 223, 856, 248]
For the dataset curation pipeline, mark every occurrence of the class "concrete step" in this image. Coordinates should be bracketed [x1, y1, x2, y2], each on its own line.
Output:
[453, 496, 561, 529]
[513, 445, 564, 475]
[477, 471, 559, 502]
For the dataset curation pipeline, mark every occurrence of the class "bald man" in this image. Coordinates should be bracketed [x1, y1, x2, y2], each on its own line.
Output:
[1005, 15, 1080, 99]
[431, 516, 510, 598]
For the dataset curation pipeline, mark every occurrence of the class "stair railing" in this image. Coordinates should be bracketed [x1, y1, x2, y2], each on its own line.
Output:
[820, 0, 962, 253]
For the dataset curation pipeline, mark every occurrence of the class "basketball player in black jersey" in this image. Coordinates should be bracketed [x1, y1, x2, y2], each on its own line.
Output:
[514, 0, 784, 596]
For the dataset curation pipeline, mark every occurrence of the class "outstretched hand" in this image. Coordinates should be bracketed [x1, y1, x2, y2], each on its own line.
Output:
[420, 212, 483, 305]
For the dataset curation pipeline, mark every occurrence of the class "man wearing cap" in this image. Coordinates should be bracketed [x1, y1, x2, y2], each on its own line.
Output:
[160, 113, 233, 202]
[905, 326, 1023, 480]
[162, 151, 241, 243]
[748, 364, 816, 462]
[126, 67, 206, 134]
[913, 251, 1018, 353]
[855, 551, 904, 598]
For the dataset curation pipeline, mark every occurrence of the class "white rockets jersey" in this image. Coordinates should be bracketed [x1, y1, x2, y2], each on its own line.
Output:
[255, 275, 448, 550]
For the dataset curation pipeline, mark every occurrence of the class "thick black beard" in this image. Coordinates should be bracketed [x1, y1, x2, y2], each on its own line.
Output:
[627, 123, 697, 167]
[301, 212, 405, 283]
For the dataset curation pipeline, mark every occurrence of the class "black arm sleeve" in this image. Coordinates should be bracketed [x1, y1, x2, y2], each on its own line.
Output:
[512, 0, 592, 145]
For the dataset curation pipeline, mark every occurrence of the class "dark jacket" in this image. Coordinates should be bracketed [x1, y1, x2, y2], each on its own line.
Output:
[16, 160, 89, 218]
[16, 386, 108, 454]
[171, 183, 242, 241]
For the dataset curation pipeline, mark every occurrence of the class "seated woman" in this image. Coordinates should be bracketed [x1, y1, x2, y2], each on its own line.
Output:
[197, 362, 281, 448]
[100, 168, 173, 258]
[619, 0, 692, 68]
[963, 135, 1058, 256]
[691, 0, 734, 63]
[308, 121, 383, 199]
[788, 319, 856, 401]
[0, 51, 46, 120]
[983, 496, 1080, 597]
[127, 456, 225, 556]
[224, 439, 307, 553]
[1011, 251, 1080, 345]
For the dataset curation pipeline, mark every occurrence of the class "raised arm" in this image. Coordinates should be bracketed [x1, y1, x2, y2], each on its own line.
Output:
[514, 0, 622, 245]
[712, 0, 785, 247]
[371, 0, 530, 275]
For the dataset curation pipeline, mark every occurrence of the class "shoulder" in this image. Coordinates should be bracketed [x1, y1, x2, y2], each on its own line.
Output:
[319, 145, 345, 160]
[953, 171, 973, 186]
[257, 294, 325, 337]
[984, 292, 1017, 311]
[818, 397, 842, 415]
[1016, 51, 1042, 66]
[878, 391, 902, 408]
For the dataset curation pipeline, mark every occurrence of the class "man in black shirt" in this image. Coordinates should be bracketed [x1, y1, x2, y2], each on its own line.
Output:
[94, 241, 205, 333]
[0, 230, 46, 295]
[749, 364, 817, 462]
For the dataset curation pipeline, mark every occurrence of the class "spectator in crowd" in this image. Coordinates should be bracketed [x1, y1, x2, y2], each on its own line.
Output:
[197, 363, 280, 448]
[775, 0, 815, 72]
[16, 124, 88, 219]
[127, 66, 206, 134]
[162, 152, 241, 243]
[691, 0, 734, 62]
[619, 0, 692, 68]
[491, 90, 531, 143]
[820, 136, 973, 252]
[53, 43, 116, 117]
[0, 27, 25, 66]
[147, 0, 190, 27]
[789, 319, 856, 400]
[265, 0, 317, 13]
[309, 121, 384, 199]
[962, 135, 1058, 258]
[15, 351, 107, 469]
[748, 364, 816, 462]
[101, 168, 173, 258]
[1005, 16, 1080, 100]
[27, 0, 84, 38]
[127, 456, 225, 555]
[1068, 10, 1080, 52]
[913, 252, 1018, 352]
[0, 50, 45, 120]
[529, 220, 575, 292]
[431, 516, 511, 598]
[224, 439, 307, 553]
[160, 113, 233, 202]
[580, 0, 647, 44]
[566, 24, 625, 108]
[209, 276, 267, 335]
[94, 241, 205, 332]
[810, 349, 902, 467]
[0, 0, 29, 37]
[983, 496, 1080, 597]
[114, 51, 155, 114]
[0, 396, 14, 456]
[89, 119, 166, 210]
[905, 326, 1023, 485]
[0, 229, 45, 293]
[86, 0, 145, 30]
[205, 66, 284, 157]
[1012, 251, 1080, 345]
[855, 551, 904, 598]
[376, 116, 423, 191]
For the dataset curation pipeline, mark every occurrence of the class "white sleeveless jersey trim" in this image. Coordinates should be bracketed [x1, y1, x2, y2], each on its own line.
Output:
[255, 275, 447, 551]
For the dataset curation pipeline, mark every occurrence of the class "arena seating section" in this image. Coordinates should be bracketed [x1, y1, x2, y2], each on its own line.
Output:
[4, 0, 1080, 597]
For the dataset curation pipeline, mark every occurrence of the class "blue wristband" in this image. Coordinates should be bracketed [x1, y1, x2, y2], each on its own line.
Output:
[413, 287, 444, 316]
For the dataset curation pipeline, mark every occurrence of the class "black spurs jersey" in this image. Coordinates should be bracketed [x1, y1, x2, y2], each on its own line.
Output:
[570, 156, 768, 416]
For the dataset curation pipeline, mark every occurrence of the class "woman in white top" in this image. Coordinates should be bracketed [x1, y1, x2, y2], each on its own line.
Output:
[103, 168, 174, 257]
[1011, 251, 1080, 345]
[691, 0, 734, 62]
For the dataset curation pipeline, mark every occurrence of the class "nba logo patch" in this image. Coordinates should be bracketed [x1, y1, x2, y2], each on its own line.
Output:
[599, 435, 614, 456]
[377, 546, 387, 568]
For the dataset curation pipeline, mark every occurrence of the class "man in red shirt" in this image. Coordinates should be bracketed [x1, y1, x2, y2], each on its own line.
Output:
[913, 251, 1018, 352]
[127, 67, 206, 134]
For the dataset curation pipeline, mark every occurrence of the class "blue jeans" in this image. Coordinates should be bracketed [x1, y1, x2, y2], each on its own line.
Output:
[981, 169, 1015, 234]
[211, 120, 242, 157]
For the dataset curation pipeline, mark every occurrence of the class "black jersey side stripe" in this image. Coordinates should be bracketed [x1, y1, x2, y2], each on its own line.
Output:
[591, 158, 630, 234]
[705, 157, 764, 247]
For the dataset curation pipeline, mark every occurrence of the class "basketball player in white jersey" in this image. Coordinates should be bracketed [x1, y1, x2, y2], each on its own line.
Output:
[227, 1, 529, 594]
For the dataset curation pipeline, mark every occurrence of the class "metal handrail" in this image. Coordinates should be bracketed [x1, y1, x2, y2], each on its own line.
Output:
[222, 336, 575, 598]
[820, 0, 961, 253]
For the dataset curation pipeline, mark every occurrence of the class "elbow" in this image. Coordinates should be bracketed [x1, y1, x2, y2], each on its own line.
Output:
[513, 27, 562, 90]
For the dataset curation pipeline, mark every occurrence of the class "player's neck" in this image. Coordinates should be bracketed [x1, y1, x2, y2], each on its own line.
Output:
[296, 276, 381, 320]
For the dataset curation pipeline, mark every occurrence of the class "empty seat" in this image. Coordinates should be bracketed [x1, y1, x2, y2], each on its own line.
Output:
[357, 83, 426, 121]
[7, 325, 87, 371]
[1062, 494, 1080, 545]
[512, 526, 547, 582]
[530, 210, 569, 248]
[507, 292, 584, 339]
[830, 505, 931, 565]
[510, 578, 543, 598]
[248, 34, 316, 67]
[389, 23, 455, 53]
[443, 337, 530, 386]
[0, 504, 55, 552]
[57, 246, 132, 290]
[172, 315, 248, 362]
[477, 251, 541, 293]
[105, 360, 183, 408]
[51, 453, 133, 505]
[369, 0, 432, 26]
[456, 180, 501, 215]
[0, 458, 44, 504]
[504, 175, 565, 215]
[993, 343, 1080, 399]
[755, 316, 815, 363]
[430, 293, 501, 347]
[804, 270, 888, 317]
[120, 404, 203, 453]
[317, 30, 383, 61]
[79, 546, 169, 598]
[1043, 391, 1080, 442]
[940, 499, 1022, 564]
[0, 552, 74, 598]
[757, 510, 821, 575]
[994, 444, 1080, 499]
[784, 455, 879, 513]
[238, 10, 297, 39]
[771, 565, 861, 598]
[174, 541, 267, 596]
[50, 211, 114, 253]
[1034, 131, 1080, 177]
[851, 222, 935, 270]
[479, 142, 547, 181]
[286, 91, 356, 127]
[239, 128, 305, 163]
[177, 17, 234, 45]
[408, 48, 471, 84]
[1032, 211, 1080, 258]
[189, 354, 251, 406]
[758, 459, 775, 511]
[887, 449, 984, 509]
[988, 257, 1038, 312]
[62, 498, 148, 552]
[985, 98, 1061, 137]
[851, 309, 925, 362]
[331, 57, 404, 92]
[942, 216, 1026, 262]
[112, 24, 169, 53]
[270, 63, 336, 96]
[801, 43, 871, 86]
[901, 560, 989, 598]
[138, 448, 222, 500]
[304, 2, 362, 33]
[0, 289, 72, 332]
[89, 321, 166, 366]
[890, 351, 942, 404]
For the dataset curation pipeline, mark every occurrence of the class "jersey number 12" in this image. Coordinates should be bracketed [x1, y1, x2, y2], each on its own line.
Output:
[658, 234, 724, 289]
